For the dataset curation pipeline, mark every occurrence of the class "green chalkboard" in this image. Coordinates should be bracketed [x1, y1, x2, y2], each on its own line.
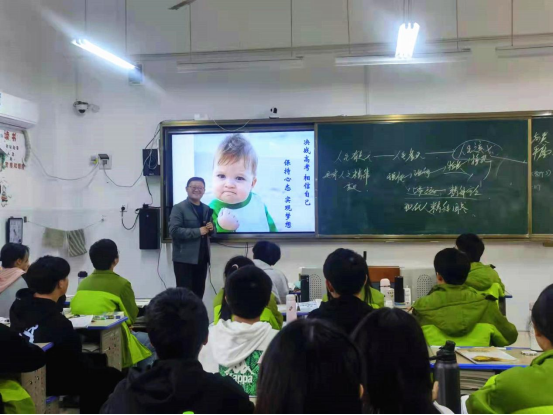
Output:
[532, 117, 553, 235]
[317, 120, 529, 236]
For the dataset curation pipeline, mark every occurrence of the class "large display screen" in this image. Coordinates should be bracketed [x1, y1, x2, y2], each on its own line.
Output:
[170, 130, 315, 234]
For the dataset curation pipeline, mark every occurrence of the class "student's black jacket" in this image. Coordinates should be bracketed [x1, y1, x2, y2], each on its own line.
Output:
[101, 359, 254, 414]
[9, 289, 83, 395]
[308, 295, 374, 335]
[0, 323, 45, 374]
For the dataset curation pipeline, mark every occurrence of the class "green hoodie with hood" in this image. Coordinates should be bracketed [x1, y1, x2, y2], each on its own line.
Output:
[467, 350, 553, 414]
[465, 262, 505, 299]
[412, 284, 518, 347]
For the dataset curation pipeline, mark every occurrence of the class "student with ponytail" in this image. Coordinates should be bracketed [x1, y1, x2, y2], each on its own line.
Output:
[467, 284, 553, 414]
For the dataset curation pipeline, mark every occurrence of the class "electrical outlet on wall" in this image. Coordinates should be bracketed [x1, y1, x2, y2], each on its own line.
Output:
[97, 153, 112, 170]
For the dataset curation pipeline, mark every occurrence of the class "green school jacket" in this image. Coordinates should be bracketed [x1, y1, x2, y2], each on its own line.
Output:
[213, 289, 283, 330]
[71, 270, 151, 367]
[465, 262, 506, 299]
[467, 350, 553, 414]
[0, 379, 35, 414]
[412, 284, 518, 347]
[322, 285, 385, 309]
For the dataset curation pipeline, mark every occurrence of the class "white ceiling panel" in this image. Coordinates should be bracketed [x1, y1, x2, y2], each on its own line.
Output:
[459, 0, 511, 38]
[292, 0, 349, 47]
[514, 0, 553, 35]
[191, 0, 291, 52]
[127, 0, 190, 55]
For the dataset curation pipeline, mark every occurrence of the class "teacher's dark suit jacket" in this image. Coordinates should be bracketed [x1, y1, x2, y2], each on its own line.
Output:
[169, 199, 215, 264]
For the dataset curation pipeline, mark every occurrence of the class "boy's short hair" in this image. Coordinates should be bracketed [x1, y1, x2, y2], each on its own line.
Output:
[456, 233, 485, 263]
[25, 256, 70, 294]
[434, 248, 470, 285]
[323, 248, 367, 296]
[253, 241, 281, 266]
[89, 239, 119, 271]
[147, 287, 209, 360]
[0, 243, 29, 268]
[214, 134, 258, 176]
[186, 177, 205, 187]
[226, 265, 272, 319]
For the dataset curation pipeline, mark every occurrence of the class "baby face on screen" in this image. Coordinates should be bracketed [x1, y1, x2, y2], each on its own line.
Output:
[212, 157, 257, 204]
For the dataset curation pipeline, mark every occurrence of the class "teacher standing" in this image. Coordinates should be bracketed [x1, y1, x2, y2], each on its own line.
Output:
[169, 177, 215, 299]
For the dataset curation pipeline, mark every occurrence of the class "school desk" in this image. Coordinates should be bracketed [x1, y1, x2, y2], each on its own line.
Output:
[15, 342, 52, 414]
[429, 347, 541, 372]
[78, 317, 128, 371]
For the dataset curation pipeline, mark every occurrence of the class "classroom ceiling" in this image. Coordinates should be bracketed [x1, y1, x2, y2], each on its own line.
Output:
[47, 0, 553, 57]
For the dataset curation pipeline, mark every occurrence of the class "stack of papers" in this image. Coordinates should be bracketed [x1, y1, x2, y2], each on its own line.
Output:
[456, 348, 518, 364]
[68, 315, 93, 329]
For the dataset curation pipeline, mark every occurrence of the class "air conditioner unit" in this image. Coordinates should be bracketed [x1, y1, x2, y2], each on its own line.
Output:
[299, 267, 326, 301]
[0, 92, 39, 130]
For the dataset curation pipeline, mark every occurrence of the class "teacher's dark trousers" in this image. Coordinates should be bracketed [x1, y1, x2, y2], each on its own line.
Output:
[173, 261, 208, 299]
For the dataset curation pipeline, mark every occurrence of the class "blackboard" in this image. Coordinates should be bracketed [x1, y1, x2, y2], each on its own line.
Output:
[317, 120, 529, 236]
[532, 117, 553, 235]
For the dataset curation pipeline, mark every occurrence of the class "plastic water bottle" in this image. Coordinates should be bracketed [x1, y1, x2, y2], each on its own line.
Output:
[404, 286, 412, 307]
[434, 341, 461, 414]
[78, 271, 88, 285]
[380, 278, 394, 308]
[286, 294, 297, 323]
[529, 302, 543, 352]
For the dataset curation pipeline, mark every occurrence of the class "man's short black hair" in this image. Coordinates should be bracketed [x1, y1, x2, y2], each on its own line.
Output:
[25, 256, 70, 294]
[147, 288, 209, 360]
[456, 233, 485, 263]
[89, 239, 119, 271]
[186, 177, 205, 187]
[226, 265, 272, 319]
[0, 243, 29, 268]
[253, 241, 281, 266]
[434, 248, 470, 285]
[323, 248, 367, 296]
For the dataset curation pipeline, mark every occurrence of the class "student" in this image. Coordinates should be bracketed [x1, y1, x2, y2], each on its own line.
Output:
[467, 284, 553, 414]
[0, 243, 30, 317]
[352, 308, 451, 414]
[252, 241, 289, 304]
[10, 256, 122, 413]
[209, 134, 277, 233]
[0, 324, 46, 414]
[308, 248, 374, 334]
[256, 319, 363, 414]
[101, 288, 254, 414]
[456, 233, 505, 299]
[70, 239, 152, 368]
[199, 265, 278, 397]
[412, 248, 517, 347]
[320, 249, 385, 310]
[213, 256, 283, 330]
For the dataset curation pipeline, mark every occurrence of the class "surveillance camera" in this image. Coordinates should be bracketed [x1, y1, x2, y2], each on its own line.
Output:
[73, 101, 89, 115]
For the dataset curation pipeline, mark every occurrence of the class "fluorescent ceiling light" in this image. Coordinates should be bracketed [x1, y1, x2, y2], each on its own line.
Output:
[177, 59, 304, 73]
[72, 39, 136, 70]
[336, 49, 472, 66]
[496, 45, 553, 58]
[396, 23, 420, 59]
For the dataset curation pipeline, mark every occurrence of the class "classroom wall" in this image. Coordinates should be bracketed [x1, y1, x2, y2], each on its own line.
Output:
[3, 0, 553, 329]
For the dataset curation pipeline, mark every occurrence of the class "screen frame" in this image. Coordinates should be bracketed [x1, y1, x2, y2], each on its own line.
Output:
[161, 122, 317, 241]
[160, 111, 552, 243]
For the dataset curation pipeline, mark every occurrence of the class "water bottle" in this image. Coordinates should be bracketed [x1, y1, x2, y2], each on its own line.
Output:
[395, 276, 405, 303]
[286, 294, 297, 323]
[380, 278, 394, 308]
[404, 286, 412, 307]
[434, 341, 461, 413]
[78, 271, 88, 285]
